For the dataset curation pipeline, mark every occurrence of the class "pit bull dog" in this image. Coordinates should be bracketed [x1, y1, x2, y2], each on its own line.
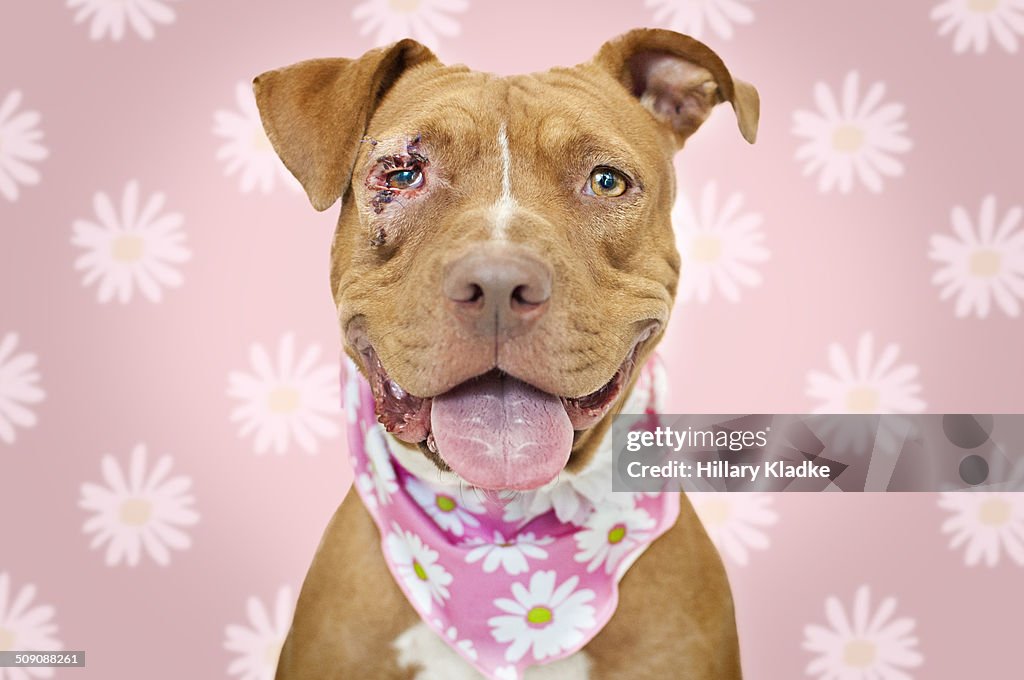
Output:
[254, 28, 759, 680]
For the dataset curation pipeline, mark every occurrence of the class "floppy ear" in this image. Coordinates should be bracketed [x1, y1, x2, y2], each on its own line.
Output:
[252, 39, 438, 211]
[593, 28, 759, 147]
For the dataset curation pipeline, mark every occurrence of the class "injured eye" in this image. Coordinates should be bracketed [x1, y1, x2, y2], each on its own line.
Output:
[385, 167, 424, 190]
[586, 167, 629, 198]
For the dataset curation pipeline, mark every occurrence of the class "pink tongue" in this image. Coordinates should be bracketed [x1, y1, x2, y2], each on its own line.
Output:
[430, 372, 574, 491]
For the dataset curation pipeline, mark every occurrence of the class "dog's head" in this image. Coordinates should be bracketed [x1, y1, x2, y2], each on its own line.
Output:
[254, 29, 758, 491]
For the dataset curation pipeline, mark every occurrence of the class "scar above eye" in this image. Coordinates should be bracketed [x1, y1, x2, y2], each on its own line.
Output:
[407, 133, 428, 164]
[373, 134, 430, 170]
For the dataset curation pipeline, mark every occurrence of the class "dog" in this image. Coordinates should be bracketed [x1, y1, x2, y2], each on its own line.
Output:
[254, 28, 758, 680]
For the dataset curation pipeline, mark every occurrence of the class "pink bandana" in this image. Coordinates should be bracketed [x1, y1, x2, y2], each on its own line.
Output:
[343, 358, 678, 680]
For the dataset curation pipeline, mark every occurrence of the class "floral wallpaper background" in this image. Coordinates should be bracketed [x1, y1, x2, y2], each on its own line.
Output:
[1, 1, 1023, 679]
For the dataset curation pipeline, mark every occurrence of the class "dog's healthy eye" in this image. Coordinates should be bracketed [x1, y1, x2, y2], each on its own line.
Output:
[588, 167, 628, 197]
[386, 167, 424, 190]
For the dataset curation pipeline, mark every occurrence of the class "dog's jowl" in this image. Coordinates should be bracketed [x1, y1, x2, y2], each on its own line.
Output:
[254, 27, 758, 680]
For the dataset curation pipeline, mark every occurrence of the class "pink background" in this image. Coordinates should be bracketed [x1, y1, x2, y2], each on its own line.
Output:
[1, 1, 1022, 679]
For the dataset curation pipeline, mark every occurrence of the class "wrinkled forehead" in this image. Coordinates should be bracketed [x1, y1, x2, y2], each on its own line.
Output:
[362, 67, 653, 170]
[365, 70, 499, 151]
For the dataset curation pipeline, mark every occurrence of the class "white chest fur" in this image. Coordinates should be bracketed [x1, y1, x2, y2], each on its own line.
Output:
[394, 622, 591, 680]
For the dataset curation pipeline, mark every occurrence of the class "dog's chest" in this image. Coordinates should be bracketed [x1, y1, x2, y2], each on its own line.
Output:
[394, 622, 591, 680]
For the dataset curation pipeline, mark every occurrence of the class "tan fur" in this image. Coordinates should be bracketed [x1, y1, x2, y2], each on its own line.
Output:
[256, 28, 758, 680]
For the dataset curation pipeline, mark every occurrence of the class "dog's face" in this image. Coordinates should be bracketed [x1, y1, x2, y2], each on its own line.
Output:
[255, 29, 757, 490]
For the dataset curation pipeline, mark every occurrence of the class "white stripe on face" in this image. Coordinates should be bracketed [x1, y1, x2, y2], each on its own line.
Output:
[491, 122, 517, 239]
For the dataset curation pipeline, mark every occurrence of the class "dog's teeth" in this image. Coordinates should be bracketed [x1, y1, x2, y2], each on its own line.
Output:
[426, 432, 437, 453]
[388, 380, 406, 399]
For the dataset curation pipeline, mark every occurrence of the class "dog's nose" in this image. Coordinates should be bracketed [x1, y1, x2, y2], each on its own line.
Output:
[443, 247, 552, 337]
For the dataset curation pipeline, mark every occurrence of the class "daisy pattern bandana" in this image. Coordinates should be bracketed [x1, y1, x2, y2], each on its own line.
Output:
[343, 357, 679, 680]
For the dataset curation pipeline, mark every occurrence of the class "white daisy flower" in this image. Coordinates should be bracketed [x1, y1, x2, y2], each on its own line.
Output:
[931, 0, 1024, 53]
[79, 443, 199, 567]
[939, 492, 1024, 566]
[352, 0, 468, 49]
[691, 492, 777, 566]
[646, 0, 756, 40]
[405, 477, 484, 536]
[227, 334, 340, 455]
[806, 333, 925, 455]
[67, 0, 177, 41]
[674, 181, 769, 304]
[573, 505, 656, 575]
[929, 195, 1024, 318]
[465, 531, 554, 575]
[71, 180, 190, 304]
[224, 586, 295, 680]
[0, 333, 45, 446]
[793, 71, 912, 194]
[385, 523, 453, 614]
[488, 570, 596, 664]
[0, 573, 62, 680]
[355, 425, 399, 509]
[804, 585, 922, 680]
[213, 82, 300, 195]
[0, 90, 48, 203]
[807, 333, 925, 415]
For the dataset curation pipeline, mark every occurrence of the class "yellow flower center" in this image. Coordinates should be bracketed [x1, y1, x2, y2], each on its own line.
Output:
[691, 234, 722, 263]
[968, 0, 999, 12]
[268, 387, 300, 413]
[526, 606, 553, 626]
[832, 124, 865, 153]
[843, 639, 876, 667]
[389, 0, 421, 11]
[845, 386, 879, 413]
[435, 495, 456, 512]
[120, 497, 152, 526]
[111, 235, 145, 262]
[978, 498, 1011, 526]
[699, 498, 731, 526]
[412, 560, 429, 581]
[607, 524, 627, 544]
[264, 640, 283, 666]
[969, 249, 1001, 277]
[0, 627, 15, 652]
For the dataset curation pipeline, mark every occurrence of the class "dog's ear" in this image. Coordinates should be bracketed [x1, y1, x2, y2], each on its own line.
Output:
[593, 28, 759, 147]
[253, 40, 438, 211]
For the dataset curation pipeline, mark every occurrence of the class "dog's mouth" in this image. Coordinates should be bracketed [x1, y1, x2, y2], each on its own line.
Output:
[353, 329, 654, 491]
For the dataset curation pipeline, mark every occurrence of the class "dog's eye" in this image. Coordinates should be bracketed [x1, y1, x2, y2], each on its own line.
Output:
[587, 167, 628, 197]
[385, 167, 424, 190]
